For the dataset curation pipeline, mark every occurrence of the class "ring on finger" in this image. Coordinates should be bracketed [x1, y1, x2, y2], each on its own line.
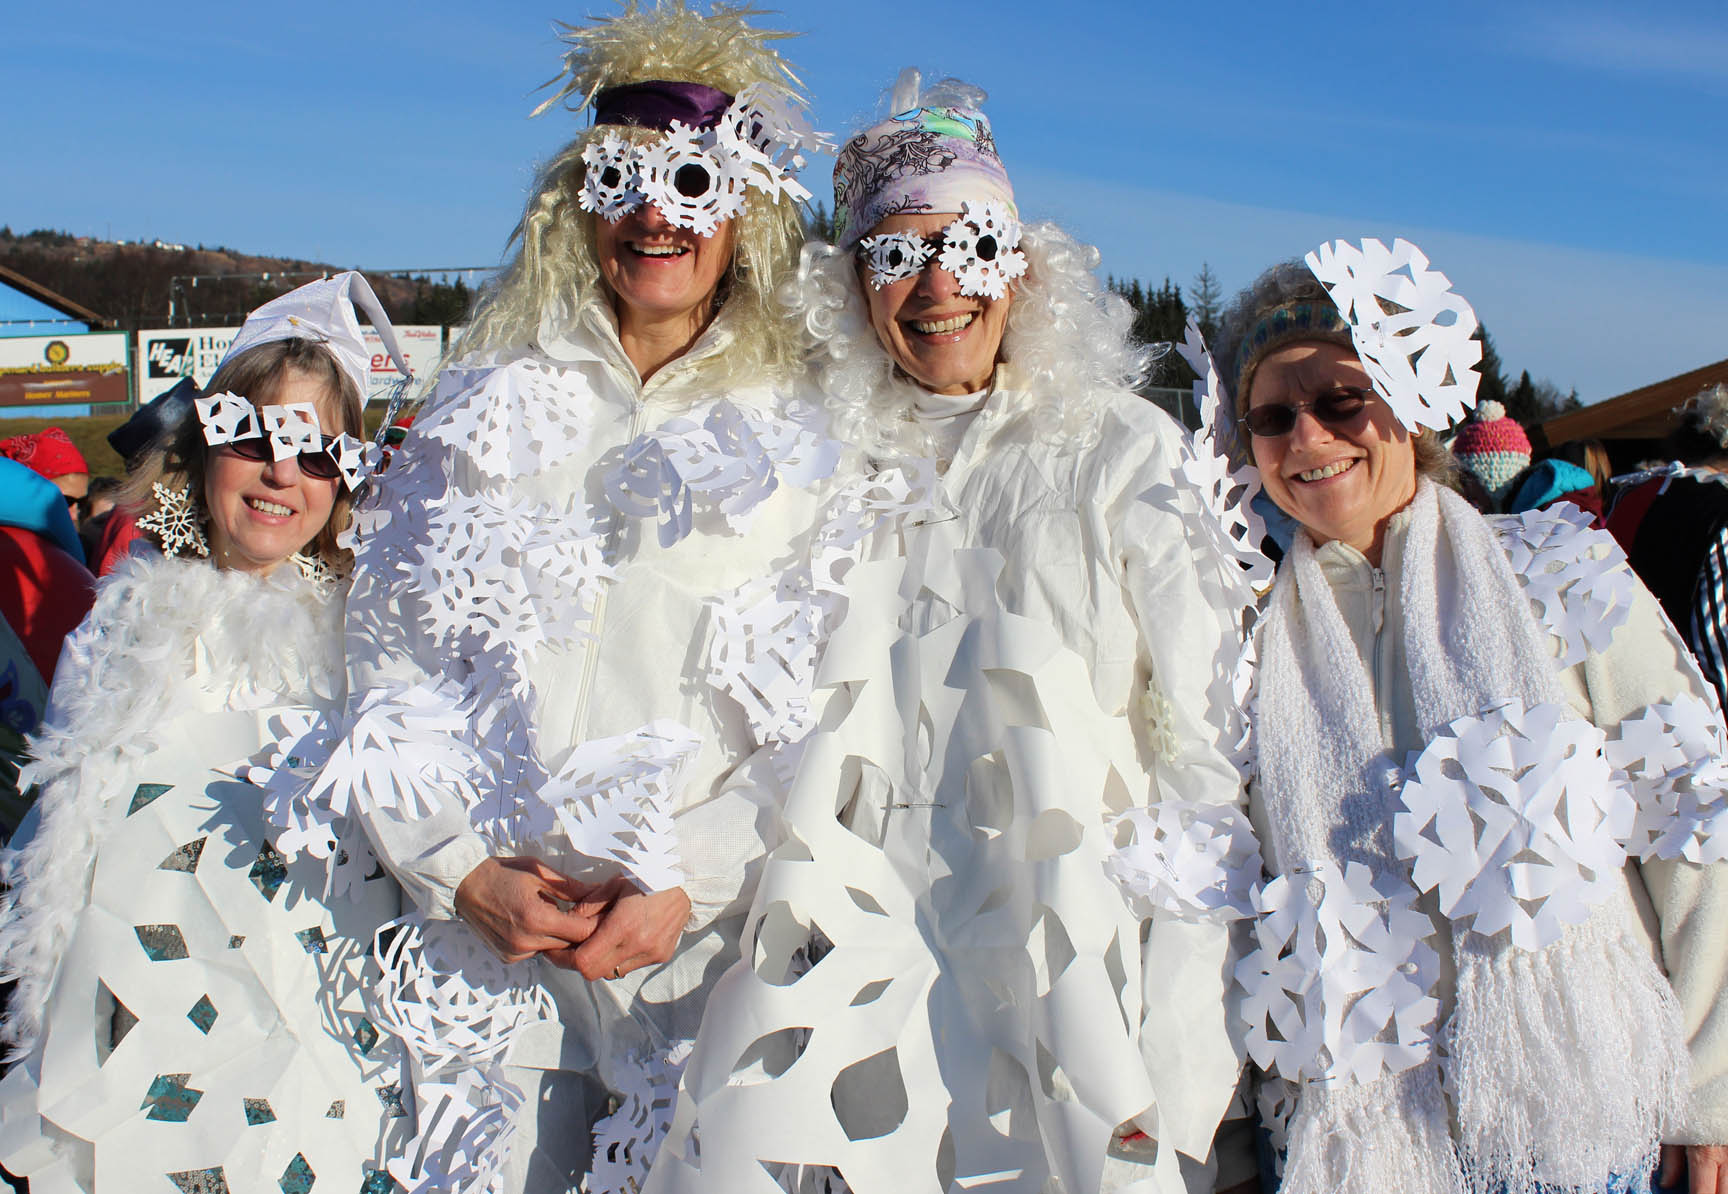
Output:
[613, 965, 624, 979]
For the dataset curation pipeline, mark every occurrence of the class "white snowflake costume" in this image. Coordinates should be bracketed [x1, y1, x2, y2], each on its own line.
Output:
[310, 299, 863, 1193]
[1245, 480, 1728, 1194]
[645, 360, 1259, 1194]
[0, 553, 404, 1194]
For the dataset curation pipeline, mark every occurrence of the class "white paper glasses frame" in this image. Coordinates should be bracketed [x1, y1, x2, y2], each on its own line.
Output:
[1304, 237, 1483, 433]
[577, 84, 823, 235]
[195, 390, 371, 490]
[857, 200, 1029, 299]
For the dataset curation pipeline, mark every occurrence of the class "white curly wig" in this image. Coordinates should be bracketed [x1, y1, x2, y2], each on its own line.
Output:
[459, 1, 811, 385]
[781, 223, 1149, 459]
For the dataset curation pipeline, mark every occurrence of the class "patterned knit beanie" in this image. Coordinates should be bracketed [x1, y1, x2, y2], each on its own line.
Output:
[1449, 399, 1531, 503]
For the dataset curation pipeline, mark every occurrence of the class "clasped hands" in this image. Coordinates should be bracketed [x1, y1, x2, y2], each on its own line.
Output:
[453, 855, 691, 981]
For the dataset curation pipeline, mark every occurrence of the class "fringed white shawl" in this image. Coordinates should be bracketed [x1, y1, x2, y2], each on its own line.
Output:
[1254, 480, 1686, 1194]
[0, 551, 342, 1056]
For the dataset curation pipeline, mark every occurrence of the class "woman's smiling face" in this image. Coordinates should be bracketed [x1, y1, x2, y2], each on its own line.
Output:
[202, 368, 342, 576]
[858, 212, 1012, 396]
[1247, 340, 1417, 563]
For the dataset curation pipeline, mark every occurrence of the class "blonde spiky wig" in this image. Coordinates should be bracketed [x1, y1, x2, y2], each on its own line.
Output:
[463, 2, 811, 383]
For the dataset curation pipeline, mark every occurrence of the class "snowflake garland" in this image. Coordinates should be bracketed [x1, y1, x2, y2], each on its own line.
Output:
[1235, 860, 1441, 1084]
[1604, 695, 1728, 864]
[1490, 504, 1635, 668]
[587, 1042, 693, 1191]
[1393, 699, 1632, 951]
[1104, 800, 1260, 923]
[1304, 238, 1482, 433]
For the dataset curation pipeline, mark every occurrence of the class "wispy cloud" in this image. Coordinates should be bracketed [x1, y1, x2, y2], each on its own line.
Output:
[1510, 9, 1728, 83]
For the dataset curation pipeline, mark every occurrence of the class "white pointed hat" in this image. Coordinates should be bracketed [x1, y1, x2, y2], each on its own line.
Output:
[218, 271, 412, 394]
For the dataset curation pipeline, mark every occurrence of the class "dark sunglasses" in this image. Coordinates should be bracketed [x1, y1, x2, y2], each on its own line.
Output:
[222, 433, 344, 482]
[1240, 386, 1373, 438]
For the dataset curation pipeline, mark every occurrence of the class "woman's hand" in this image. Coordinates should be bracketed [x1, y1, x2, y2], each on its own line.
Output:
[1660, 1144, 1728, 1194]
[454, 856, 609, 964]
[571, 881, 693, 982]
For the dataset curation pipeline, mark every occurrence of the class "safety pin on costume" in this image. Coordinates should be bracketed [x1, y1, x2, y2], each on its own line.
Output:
[1227, 238, 1728, 1194]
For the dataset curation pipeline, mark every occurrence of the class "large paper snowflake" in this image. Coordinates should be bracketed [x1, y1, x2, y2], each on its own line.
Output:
[417, 361, 593, 484]
[1490, 504, 1635, 668]
[588, 1042, 692, 1191]
[708, 574, 826, 747]
[1104, 800, 1261, 923]
[1393, 699, 1632, 951]
[1235, 860, 1440, 1084]
[303, 680, 483, 824]
[370, 916, 551, 1078]
[1305, 238, 1481, 432]
[580, 132, 645, 222]
[1605, 695, 1728, 864]
[637, 122, 751, 237]
[194, 391, 260, 445]
[938, 200, 1027, 300]
[327, 432, 374, 491]
[532, 721, 695, 893]
[387, 1063, 524, 1194]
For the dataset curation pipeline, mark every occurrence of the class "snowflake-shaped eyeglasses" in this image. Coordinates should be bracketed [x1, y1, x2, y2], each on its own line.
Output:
[856, 200, 1027, 300]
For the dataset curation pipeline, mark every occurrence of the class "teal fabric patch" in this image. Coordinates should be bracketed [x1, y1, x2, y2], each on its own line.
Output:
[326, 1099, 345, 1119]
[128, 783, 173, 815]
[248, 842, 287, 902]
[375, 1082, 407, 1118]
[187, 994, 218, 1034]
[243, 1097, 275, 1125]
[351, 1017, 380, 1057]
[158, 837, 208, 873]
[135, 923, 189, 961]
[168, 1167, 230, 1194]
[278, 1153, 315, 1194]
[359, 1168, 396, 1193]
[142, 1073, 203, 1122]
[295, 926, 327, 955]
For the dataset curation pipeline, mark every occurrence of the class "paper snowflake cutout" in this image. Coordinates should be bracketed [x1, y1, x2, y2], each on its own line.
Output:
[137, 481, 210, 557]
[387, 1063, 524, 1194]
[1174, 317, 1274, 603]
[417, 361, 593, 484]
[636, 122, 751, 236]
[1305, 238, 1481, 432]
[580, 132, 646, 221]
[1394, 699, 1632, 951]
[938, 200, 1027, 300]
[195, 391, 260, 445]
[327, 432, 373, 491]
[304, 680, 483, 824]
[371, 916, 551, 1077]
[716, 82, 826, 202]
[1104, 800, 1261, 923]
[588, 1042, 692, 1190]
[262, 402, 324, 461]
[1605, 695, 1728, 864]
[532, 721, 695, 893]
[708, 575, 826, 746]
[1235, 860, 1440, 1084]
[858, 230, 936, 289]
[1490, 504, 1635, 668]
[249, 709, 383, 901]
[412, 488, 538, 656]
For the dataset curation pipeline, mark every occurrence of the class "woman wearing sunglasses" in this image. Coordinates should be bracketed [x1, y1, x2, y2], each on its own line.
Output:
[643, 74, 1255, 1194]
[1217, 249, 1728, 1194]
[0, 275, 406, 1193]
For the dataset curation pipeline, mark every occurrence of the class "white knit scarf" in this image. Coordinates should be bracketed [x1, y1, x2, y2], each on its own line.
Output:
[1255, 479, 1686, 1194]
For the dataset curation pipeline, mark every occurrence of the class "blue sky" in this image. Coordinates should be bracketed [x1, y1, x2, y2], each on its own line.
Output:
[7, 0, 1726, 402]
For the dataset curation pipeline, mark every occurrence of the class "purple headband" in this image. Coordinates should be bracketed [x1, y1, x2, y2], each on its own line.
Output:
[594, 80, 734, 131]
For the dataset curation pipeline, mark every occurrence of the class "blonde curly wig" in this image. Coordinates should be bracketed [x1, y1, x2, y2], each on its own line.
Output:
[461, 2, 811, 384]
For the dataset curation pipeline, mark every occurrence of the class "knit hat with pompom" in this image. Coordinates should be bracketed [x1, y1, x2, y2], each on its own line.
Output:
[1449, 399, 1531, 504]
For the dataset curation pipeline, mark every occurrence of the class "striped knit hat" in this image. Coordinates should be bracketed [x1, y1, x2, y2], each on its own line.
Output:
[1449, 400, 1531, 504]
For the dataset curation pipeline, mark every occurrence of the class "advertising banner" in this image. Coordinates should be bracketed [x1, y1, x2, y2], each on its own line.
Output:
[0, 332, 130, 409]
[138, 325, 444, 405]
